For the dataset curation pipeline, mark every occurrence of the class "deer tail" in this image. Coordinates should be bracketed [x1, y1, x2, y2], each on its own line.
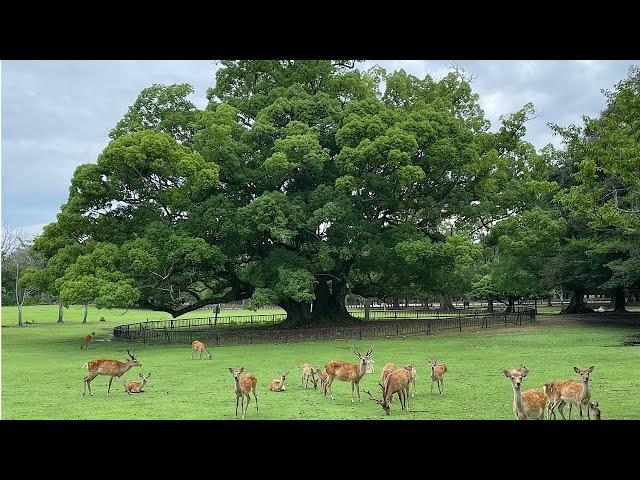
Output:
[82, 362, 88, 370]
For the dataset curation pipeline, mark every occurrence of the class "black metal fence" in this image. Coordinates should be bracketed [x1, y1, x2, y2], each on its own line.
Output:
[113, 308, 535, 345]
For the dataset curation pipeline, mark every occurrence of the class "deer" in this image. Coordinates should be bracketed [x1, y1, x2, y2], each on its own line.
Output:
[229, 367, 258, 419]
[299, 363, 318, 389]
[126, 372, 151, 393]
[268, 371, 289, 392]
[191, 340, 212, 359]
[407, 364, 417, 397]
[365, 365, 413, 415]
[82, 350, 141, 396]
[503, 365, 546, 420]
[324, 343, 374, 402]
[587, 401, 601, 420]
[80, 332, 96, 349]
[314, 368, 329, 395]
[545, 366, 595, 420]
[429, 357, 448, 396]
[381, 363, 397, 385]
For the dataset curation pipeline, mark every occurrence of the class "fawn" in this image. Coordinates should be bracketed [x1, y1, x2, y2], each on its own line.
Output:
[268, 371, 289, 392]
[365, 365, 413, 415]
[300, 363, 318, 389]
[429, 357, 447, 395]
[545, 366, 594, 420]
[191, 340, 212, 359]
[314, 368, 329, 395]
[82, 350, 141, 396]
[503, 365, 546, 420]
[324, 343, 374, 402]
[229, 367, 258, 419]
[587, 401, 601, 420]
[126, 373, 151, 393]
[81, 332, 96, 349]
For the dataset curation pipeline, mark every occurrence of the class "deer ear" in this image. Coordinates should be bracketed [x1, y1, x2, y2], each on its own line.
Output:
[147, 372, 151, 377]
[503, 370, 512, 377]
[594, 402, 599, 407]
[239, 367, 244, 373]
[139, 373, 143, 378]
[229, 368, 234, 373]
[588, 366, 595, 372]
[573, 366, 581, 374]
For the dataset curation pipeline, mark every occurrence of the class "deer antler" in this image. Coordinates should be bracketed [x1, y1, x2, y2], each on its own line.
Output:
[363, 389, 381, 403]
[352, 344, 361, 357]
[366, 343, 374, 355]
[127, 349, 135, 359]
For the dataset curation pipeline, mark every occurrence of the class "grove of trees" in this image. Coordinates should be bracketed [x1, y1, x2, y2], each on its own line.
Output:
[10, 61, 640, 326]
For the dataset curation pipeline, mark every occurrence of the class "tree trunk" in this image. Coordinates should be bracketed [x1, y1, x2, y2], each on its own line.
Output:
[280, 280, 355, 328]
[547, 296, 553, 307]
[612, 287, 627, 313]
[364, 298, 371, 321]
[83, 303, 88, 324]
[506, 296, 516, 313]
[560, 288, 593, 314]
[18, 304, 23, 327]
[438, 294, 455, 312]
[487, 299, 494, 312]
[392, 298, 400, 309]
[57, 296, 64, 323]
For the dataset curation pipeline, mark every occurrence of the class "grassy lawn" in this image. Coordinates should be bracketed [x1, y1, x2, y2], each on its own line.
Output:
[2, 305, 639, 420]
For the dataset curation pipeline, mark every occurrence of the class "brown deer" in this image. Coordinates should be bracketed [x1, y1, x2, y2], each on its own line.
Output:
[365, 365, 413, 415]
[503, 365, 546, 420]
[81, 332, 96, 349]
[324, 343, 374, 402]
[126, 372, 151, 393]
[268, 371, 289, 392]
[191, 340, 212, 359]
[314, 368, 329, 395]
[407, 364, 417, 397]
[381, 363, 397, 385]
[587, 401, 601, 420]
[299, 363, 318, 389]
[545, 366, 595, 420]
[229, 367, 258, 419]
[429, 357, 448, 395]
[82, 350, 141, 396]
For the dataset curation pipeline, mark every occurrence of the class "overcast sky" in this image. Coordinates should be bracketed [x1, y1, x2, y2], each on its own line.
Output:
[1, 59, 637, 240]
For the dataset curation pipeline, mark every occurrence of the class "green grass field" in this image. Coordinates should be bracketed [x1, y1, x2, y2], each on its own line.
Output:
[2, 305, 639, 419]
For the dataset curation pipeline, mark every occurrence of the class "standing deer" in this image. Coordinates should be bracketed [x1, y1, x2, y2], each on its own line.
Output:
[299, 363, 318, 389]
[268, 371, 289, 392]
[82, 350, 141, 396]
[407, 364, 417, 397]
[429, 357, 448, 395]
[324, 343, 374, 402]
[81, 332, 96, 349]
[503, 365, 546, 420]
[191, 340, 212, 359]
[545, 366, 595, 420]
[314, 368, 329, 395]
[381, 363, 397, 385]
[126, 372, 151, 393]
[365, 365, 413, 415]
[587, 401, 601, 420]
[229, 367, 258, 419]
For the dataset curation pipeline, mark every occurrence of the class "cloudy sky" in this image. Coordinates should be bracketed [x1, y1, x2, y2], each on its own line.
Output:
[1, 59, 637, 240]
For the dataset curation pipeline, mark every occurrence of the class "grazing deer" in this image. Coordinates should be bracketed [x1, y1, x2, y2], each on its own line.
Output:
[545, 366, 595, 420]
[324, 343, 374, 402]
[229, 367, 258, 419]
[314, 368, 329, 395]
[503, 365, 546, 420]
[81, 332, 96, 349]
[82, 350, 141, 396]
[126, 372, 151, 393]
[191, 340, 212, 359]
[268, 371, 289, 392]
[429, 357, 448, 395]
[587, 401, 601, 420]
[365, 365, 413, 415]
[299, 363, 318, 389]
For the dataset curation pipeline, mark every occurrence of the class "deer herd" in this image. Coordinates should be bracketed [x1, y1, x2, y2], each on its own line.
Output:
[80, 335, 603, 420]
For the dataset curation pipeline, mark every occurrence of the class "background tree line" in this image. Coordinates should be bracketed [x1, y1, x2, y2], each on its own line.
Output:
[6, 61, 639, 326]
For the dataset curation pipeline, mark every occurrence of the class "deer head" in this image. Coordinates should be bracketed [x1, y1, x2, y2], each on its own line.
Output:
[588, 401, 601, 420]
[573, 366, 595, 382]
[503, 366, 528, 390]
[364, 382, 391, 415]
[229, 367, 244, 381]
[139, 372, 151, 384]
[280, 371, 289, 382]
[353, 343, 375, 373]
[127, 350, 141, 367]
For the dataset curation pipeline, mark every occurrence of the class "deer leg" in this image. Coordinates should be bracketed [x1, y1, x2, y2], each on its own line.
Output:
[441, 378, 445, 395]
[83, 372, 97, 396]
[236, 395, 240, 417]
[254, 389, 259, 414]
[568, 402, 573, 420]
[107, 377, 114, 395]
[244, 394, 250, 419]
[356, 382, 361, 402]
[558, 400, 567, 420]
[406, 388, 410, 411]
[578, 403, 584, 420]
[350, 381, 355, 403]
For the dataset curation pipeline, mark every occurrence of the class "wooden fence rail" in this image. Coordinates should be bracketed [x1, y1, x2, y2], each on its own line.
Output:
[113, 308, 536, 345]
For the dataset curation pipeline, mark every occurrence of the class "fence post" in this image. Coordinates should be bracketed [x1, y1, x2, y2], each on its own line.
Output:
[459, 315, 462, 332]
